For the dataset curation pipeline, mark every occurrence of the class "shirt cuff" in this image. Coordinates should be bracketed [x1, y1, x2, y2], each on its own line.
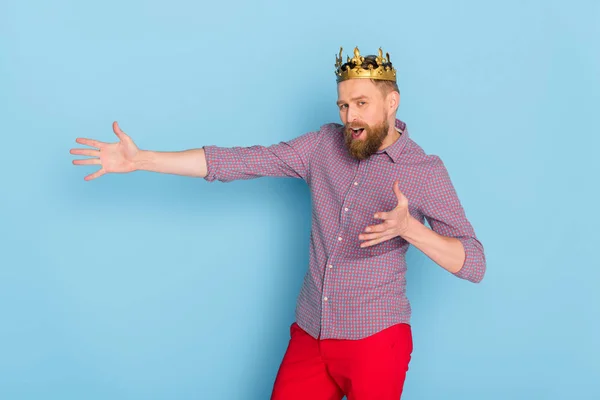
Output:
[452, 237, 486, 283]
[202, 145, 221, 182]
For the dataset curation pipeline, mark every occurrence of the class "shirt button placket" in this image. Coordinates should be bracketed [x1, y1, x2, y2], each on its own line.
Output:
[322, 232, 343, 336]
[322, 172, 362, 338]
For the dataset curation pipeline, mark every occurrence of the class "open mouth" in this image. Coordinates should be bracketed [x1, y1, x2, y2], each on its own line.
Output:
[351, 128, 365, 139]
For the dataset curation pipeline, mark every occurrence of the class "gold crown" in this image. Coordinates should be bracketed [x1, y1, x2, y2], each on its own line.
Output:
[335, 46, 396, 83]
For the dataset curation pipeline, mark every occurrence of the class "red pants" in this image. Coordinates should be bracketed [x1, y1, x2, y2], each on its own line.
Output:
[271, 322, 413, 400]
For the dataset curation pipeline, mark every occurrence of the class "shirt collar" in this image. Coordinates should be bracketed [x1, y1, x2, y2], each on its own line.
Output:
[375, 118, 409, 163]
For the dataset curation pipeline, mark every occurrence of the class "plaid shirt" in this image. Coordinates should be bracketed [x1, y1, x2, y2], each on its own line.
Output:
[203, 118, 485, 340]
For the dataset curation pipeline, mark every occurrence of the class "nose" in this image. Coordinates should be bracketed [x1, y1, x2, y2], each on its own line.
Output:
[346, 106, 359, 123]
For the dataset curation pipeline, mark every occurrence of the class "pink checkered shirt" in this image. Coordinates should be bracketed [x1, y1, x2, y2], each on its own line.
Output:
[203, 118, 486, 340]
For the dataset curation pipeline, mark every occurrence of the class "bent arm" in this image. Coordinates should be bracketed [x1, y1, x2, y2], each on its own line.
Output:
[419, 156, 486, 283]
[401, 216, 470, 276]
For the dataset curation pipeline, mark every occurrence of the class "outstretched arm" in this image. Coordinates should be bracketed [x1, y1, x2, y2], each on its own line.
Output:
[71, 121, 322, 182]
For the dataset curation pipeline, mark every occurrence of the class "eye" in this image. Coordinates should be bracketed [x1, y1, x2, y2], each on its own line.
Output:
[358, 101, 366, 106]
[339, 104, 348, 110]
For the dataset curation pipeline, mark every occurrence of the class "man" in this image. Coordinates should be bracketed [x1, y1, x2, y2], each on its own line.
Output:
[70, 46, 486, 399]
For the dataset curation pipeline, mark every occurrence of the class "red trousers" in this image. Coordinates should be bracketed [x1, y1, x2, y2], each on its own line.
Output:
[271, 322, 413, 400]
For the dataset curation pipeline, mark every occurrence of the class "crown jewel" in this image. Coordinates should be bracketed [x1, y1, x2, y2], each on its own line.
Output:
[334, 46, 396, 83]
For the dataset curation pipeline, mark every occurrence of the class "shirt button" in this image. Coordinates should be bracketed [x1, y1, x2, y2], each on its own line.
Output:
[328, 264, 333, 269]
[337, 236, 343, 241]
[353, 182, 358, 186]
[344, 207, 349, 211]
[324, 296, 328, 301]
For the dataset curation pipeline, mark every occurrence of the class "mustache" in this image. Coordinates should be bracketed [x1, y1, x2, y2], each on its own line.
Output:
[345, 122, 368, 130]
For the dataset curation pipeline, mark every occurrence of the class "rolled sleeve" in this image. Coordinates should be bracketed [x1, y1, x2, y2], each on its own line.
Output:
[421, 156, 486, 283]
[454, 236, 486, 283]
[202, 129, 323, 183]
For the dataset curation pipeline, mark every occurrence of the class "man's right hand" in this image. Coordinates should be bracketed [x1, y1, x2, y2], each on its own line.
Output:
[70, 121, 140, 181]
[70, 121, 208, 180]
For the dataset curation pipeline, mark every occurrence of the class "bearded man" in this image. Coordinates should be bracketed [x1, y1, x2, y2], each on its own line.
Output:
[71, 46, 486, 400]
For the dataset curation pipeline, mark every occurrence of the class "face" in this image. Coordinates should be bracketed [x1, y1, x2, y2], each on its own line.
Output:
[336, 79, 397, 160]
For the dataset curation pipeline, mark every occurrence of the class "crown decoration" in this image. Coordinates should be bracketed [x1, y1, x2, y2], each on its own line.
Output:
[335, 46, 396, 83]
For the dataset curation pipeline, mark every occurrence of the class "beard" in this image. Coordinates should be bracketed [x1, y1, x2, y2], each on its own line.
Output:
[344, 119, 390, 160]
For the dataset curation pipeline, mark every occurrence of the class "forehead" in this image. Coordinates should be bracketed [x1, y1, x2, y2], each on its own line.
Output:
[337, 79, 379, 100]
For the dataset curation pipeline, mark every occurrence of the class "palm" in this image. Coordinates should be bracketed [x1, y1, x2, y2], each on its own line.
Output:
[101, 138, 138, 172]
[70, 121, 140, 180]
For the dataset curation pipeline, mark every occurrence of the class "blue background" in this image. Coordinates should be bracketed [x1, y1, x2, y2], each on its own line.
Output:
[1, 0, 598, 399]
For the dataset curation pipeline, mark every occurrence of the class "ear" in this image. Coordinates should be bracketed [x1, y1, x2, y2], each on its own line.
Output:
[387, 90, 400, 117]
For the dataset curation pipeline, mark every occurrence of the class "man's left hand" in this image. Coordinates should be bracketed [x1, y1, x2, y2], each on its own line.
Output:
[359, 180, 411, 248]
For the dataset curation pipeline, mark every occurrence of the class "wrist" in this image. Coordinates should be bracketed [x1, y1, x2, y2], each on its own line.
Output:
[399, 215, 422, 240]
[132, 150, 153, 171]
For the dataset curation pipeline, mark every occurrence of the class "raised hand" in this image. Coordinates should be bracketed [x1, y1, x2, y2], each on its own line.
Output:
[70, 121, 140, 181]
[359, 180, 411, 248]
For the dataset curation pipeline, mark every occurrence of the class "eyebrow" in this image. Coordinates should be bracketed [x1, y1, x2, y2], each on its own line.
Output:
[336, 96, 369, 106]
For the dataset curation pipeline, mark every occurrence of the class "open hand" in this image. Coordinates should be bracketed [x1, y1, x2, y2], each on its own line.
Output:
[70, 121, 140, 181]
[359, 180, 411, 248]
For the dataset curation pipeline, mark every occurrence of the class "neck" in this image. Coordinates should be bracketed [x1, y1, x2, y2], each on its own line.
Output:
[378, 124, 401, 151]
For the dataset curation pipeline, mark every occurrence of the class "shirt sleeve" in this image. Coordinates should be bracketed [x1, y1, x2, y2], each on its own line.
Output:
[421, 156, 486, 283]
[202, 129, 324, 183]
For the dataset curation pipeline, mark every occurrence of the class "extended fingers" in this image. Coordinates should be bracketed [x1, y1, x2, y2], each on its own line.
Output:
[363, 221, 390, 234]
[360, 233, 396, 248]
[75, 137, 106, 149]
[72, 158, 101, 165]
[373, 211, 390, 220]
[359, 228, 393, 241]
[360, 219, 396, 240]
[84, 168, 106, 181]
[70, 148, 100, 157]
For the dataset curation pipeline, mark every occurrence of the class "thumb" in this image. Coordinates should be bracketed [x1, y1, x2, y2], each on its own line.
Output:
[112, 121, 127, 141]
[393, 180, 408, 206]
